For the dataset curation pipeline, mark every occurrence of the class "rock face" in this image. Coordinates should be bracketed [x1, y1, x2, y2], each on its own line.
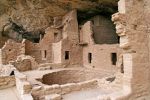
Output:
[0, 0, 118, 36]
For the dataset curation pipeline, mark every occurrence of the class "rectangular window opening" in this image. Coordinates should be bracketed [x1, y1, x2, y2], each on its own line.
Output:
[88, 53, 92, 63]
[118, 36, 120, 43]
[65, 51, 70, 60]
[42, 50, 47, 60]
[111, 53, 117, 65]
[54, 32, 58, 42]
[44, 50, 47, 58]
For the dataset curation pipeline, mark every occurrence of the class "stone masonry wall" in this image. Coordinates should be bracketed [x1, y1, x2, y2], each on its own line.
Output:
[51, 10, 82, 66]
[52, 41, 62, 64]
[25, 40, 41, 63]
[0, 76, 15, 89]
[62, 10, 79, 44]
[25, 27, 62, 64]
[83, 44, 120, 71]
[81, 21, 121, 71]
[124, 0, 150, 99]
[1, 39, 25, 64]
[15, 71, 33, 100]
[111, 0, 150, 99]
[39, 27, 62, 63]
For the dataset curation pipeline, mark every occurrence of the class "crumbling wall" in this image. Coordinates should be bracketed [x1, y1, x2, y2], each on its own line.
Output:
[24, 27, 62, 64]
[51, 10, 82, 66]
[32, 79, 98, 100]
[0, 64, 16, 90]
[1, 39, 25, 64]
[25, 10, 82, 65]
[61, 10, 82, 65]
[62, 10, 79, 43]
[11, 55, 38, 71]
[80, 21, 95, 45]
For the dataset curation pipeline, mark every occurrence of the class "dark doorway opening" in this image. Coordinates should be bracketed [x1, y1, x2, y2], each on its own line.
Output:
[44, 50, 47, 58]
[65, 51, 70, 60]
[88, 53, 92, 63]
[54, 32, 58, 42]
[118, 36, 120, 43]
[111, 53, 117, 65]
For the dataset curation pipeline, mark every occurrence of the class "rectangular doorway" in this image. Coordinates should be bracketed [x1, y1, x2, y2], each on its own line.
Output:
[88, 53, 92, 63]
[65, 51, 70, 60]
[111, 53, 117, 65]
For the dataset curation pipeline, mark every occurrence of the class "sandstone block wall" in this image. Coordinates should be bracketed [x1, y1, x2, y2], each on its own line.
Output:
[51, 10, 82, 66]
[0, 76, 15, 89]
[83, 44, 121, 70]
[52, 41, 62, 64]
[61, 39, 83, 66]
[109, 0, 150, 99]
[62, 10, 79, 43]
[11, 55, 38, 71]
[24, 28, 61, 64]
[25, 34, 53, 64]
[124, 0, 150, 98]
[15, 71, 33, 100]
[81, 21, 121, 71]
[32, 79, 98, 100]
[1, 39, 25, 64]
[39, 28, 62, 63]
[25, 40, 41, 63]
[38, 63, 66, 70]
[80, 21, 95, 45]
[44, 28, 62, 43]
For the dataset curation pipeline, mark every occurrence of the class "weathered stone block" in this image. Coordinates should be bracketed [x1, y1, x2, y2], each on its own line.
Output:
[44, 94, 61, 100]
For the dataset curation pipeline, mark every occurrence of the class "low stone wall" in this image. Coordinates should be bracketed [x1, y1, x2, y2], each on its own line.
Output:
[15, 71, 33, 100]
[12, 55, 38, 71]
[0, 76, 15, 89]
[38, 63, 66, 70]
[32, 79, 98, 100]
